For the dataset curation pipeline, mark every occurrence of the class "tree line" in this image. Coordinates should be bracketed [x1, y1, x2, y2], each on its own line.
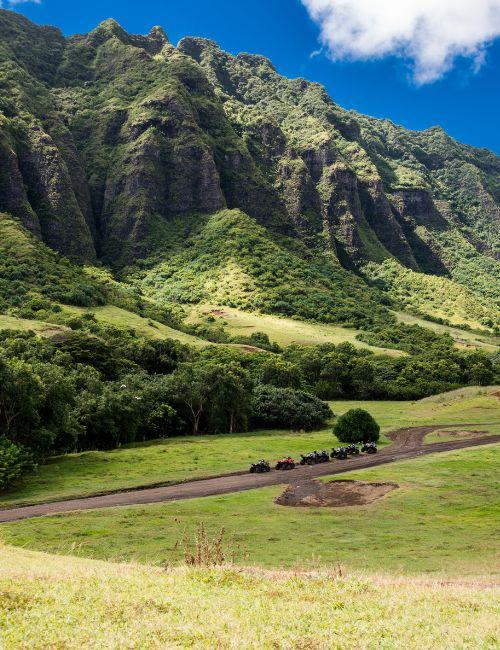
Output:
[0, 314, 497, 488]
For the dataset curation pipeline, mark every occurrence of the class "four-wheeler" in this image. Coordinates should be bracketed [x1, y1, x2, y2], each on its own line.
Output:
[300, 450, 330, 465]
[249, 459, 271, 473]
[331, 447, 348, 460]
[362, 442, 377, 454]
[275, 457, 296, 470]
[346, 444, 360, 455]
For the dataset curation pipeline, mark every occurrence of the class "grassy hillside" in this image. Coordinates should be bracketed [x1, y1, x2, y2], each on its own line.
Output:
[1, 546, 497, 649]
[61, 305, 208, 347]
[394, 311, 499, 352]
[1, 390, 497, 509]
[2, 444, 499, 577]
[366, 259, 499, 330]
[186, 303, 404, 355]
[133, 209, 389, 329]
[0, 314, 68, 337]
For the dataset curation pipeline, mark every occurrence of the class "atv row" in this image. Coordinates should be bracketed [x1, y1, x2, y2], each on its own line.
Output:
[249, 443, 377, 472]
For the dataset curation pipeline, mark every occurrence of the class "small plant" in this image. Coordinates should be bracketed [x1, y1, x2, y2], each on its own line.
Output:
[174, 522, 247, 566]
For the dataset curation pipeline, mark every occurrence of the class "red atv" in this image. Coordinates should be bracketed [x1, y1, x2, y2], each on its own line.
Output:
[275, 457, 296, 470]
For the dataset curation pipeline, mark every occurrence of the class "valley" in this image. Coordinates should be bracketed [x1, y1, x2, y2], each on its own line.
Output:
[0, 7, 499, 647]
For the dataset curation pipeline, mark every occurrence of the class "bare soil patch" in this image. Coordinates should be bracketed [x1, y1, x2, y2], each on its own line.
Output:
[275, 479, 398, 508]
[433, 429, 489, 440]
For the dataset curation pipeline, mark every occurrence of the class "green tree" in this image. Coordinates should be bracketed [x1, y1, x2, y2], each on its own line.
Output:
[333, 408, 380, 443]
[251, 385, 332, 431]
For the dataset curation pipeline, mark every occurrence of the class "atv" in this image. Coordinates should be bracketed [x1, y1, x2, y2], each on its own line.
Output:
[317, 450, 330, 463]
[346, 444, 360, 456]
[362, 442, 377, 454]
[331, 447, 348, 460]
[300, 453, 316, 466]
[250, 459, 271, 473]
[275, 457, 296, 470]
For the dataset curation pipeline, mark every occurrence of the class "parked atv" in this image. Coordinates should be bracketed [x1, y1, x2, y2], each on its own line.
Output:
[317, 450, 330, 463]
[300, 453, 316, 466]
[362, 442, 377, 454]
[250, 459, 271, 473]
[346, 444, 360, 456]
[331, 447, 348, 460]
[275, 457, 296, 470]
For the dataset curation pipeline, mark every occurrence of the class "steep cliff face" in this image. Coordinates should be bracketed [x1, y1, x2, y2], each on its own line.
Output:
[0, 9, 498, 322]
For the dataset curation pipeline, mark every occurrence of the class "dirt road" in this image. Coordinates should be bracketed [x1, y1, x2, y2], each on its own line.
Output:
[0, 426, 498, 523]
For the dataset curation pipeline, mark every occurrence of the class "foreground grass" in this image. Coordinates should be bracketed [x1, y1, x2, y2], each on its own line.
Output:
[3, 445, 499, 577]
[1, 389, 497, 509]
[1, 546, 497, 650]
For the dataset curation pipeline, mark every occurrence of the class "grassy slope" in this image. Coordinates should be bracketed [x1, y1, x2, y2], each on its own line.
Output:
[187, 304, 404, 355]
[365, 259, 499, 330]
[1, 547, 498, 650]
[0, 388, 497, 509]
[2, 445, 499, 577]
[394, 310, 499, 352]
[0, 314, 68, 336]
[61, 304, 208, 347]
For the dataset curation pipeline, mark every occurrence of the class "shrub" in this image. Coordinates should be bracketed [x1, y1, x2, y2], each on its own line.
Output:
[0, 437, 35, 490]
[333, 408, 380, 443]
[251, 385, 332, 430]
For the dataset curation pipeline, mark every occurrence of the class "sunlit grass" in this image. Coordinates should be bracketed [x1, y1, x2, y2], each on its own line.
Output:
[1, 544, 497, 649]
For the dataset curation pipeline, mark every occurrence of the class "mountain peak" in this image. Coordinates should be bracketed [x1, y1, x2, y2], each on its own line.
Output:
[148, 25, 169, 44]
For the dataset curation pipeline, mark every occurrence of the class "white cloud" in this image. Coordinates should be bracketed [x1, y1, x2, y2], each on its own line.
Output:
[6, 0, 42, 5]
[301, 0, 500, 83]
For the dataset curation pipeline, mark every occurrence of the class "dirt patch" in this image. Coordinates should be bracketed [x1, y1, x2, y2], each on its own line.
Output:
[39, 327, 67, 339]
[387, 424, 481, 449]
[204, 309, 226, 316]
[432, 429, 489, 439]
[275, 479, 398, 508]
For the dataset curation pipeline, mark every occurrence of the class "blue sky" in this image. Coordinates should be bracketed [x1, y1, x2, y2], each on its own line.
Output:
[9, 0, 500, 152]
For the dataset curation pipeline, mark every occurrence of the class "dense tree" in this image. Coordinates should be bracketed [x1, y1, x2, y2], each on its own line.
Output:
[251, 385, 332, 431]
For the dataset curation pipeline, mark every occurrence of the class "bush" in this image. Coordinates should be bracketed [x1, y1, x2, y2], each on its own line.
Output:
[333, 408, 380, 443]
[0, 437, 35, 490]
[251, 385, 332, 430]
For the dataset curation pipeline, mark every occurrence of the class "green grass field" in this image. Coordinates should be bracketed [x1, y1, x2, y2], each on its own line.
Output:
[2, 444, 498, 577]
[187, 304, 405, 355]
[0, 389, 497, 509]
[0, 314, 68, 337]
[1, 545, 497, 649]
[0, 427, 339, 508]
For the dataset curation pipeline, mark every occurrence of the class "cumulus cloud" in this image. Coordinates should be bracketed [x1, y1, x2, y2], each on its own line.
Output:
[301, 0, 500, 83]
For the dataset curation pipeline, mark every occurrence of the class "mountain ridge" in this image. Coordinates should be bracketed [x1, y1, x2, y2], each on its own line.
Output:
[0, 9, 498, 329]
